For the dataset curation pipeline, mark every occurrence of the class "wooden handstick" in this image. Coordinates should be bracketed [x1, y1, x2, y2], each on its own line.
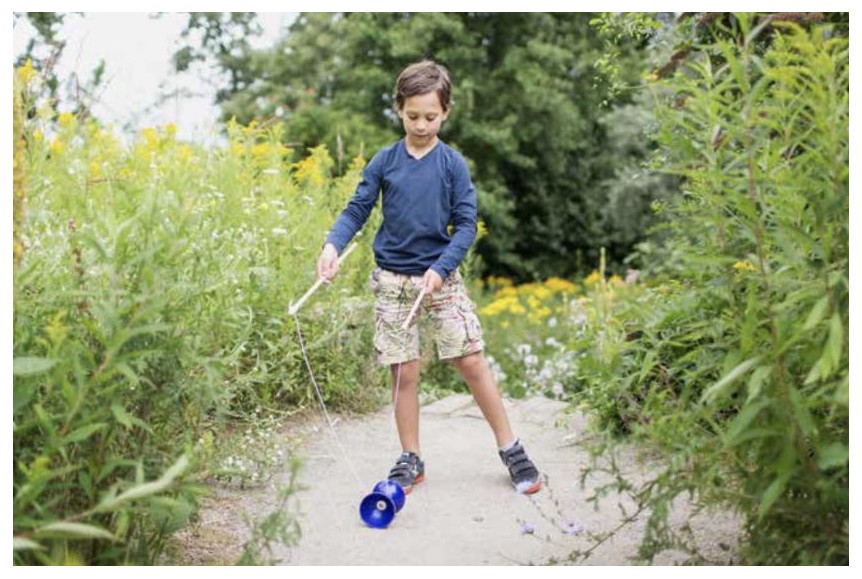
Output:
[401, 287, 427, 330]
[288, 242, 359, 316]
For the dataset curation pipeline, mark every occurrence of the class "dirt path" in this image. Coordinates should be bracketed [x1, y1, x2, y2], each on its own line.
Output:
[176, 395, 741, 565]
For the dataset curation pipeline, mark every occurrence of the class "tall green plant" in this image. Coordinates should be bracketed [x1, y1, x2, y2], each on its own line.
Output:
[13, 75, 383, 563]
[577, 17, 848, 564]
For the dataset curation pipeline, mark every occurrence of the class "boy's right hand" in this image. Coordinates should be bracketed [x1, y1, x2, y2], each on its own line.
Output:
[317, 243, 339, 282]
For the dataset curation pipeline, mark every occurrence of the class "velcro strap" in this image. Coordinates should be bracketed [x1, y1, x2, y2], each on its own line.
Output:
[509, 459, 534, 475]
[389, 463, 412, 477]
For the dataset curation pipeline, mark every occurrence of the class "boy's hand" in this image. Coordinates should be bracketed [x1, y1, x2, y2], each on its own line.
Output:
[422, 269, 443, 296]
[317, 244, 339, 282]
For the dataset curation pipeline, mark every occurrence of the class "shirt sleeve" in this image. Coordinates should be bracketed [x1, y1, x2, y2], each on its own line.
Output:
[430, 152, 477, 279]
[324, 151, 384, 254]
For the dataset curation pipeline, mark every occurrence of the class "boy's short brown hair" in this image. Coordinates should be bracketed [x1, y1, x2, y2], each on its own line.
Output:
[394, 60, 452, 112]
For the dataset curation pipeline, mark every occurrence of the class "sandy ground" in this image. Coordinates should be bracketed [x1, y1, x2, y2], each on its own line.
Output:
[174, 394, 741, 566]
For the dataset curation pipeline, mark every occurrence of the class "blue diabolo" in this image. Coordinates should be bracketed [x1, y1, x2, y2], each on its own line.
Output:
[359, 480, 406, 528]
[372, 479, 406, 512]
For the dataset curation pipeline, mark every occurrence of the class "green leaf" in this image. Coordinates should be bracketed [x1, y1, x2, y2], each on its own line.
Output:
[13, 357, 57, 376]
[804, 355, 827, 385]
[722, 427, 781, 447]
[745, 366, 772, 404]
[702, 358, 759, 403]
[723, 399, 770, 446]
[79, 470, 94, 500]
[96, 454, 189, 511]
[63, 423, 107, 444]
[111, 404, 134, 429]
[802, 296, 829, 331]
[111, 404, 153, 433]
[817, 443, 848, 469]
[787, 385, 814, 438]
[758, 473, 790, 520]
[13, 537, 45, 551]
[828, 312, 843, 369]
[13, 382, 36, 414]
[96, 458, 139, 483]
[33, 521, 116, 541]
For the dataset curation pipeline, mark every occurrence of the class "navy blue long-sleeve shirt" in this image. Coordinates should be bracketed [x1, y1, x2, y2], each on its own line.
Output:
[325, 139, 477, 280]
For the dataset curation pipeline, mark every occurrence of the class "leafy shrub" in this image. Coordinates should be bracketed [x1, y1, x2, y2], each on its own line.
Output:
[13, 70, 385, 564]
[574, 18, 848, 565]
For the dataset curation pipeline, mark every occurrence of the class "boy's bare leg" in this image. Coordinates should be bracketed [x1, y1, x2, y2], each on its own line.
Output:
[391, 360, 421, 455]
[451, 352, 515, 447]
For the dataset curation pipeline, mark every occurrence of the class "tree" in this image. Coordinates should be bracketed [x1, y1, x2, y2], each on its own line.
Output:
[180, 12, 657, 280]
[13, 12, 107, 120]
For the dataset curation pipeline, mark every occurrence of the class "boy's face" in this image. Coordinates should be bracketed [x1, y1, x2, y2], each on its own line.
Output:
[397, 92, 449, 148]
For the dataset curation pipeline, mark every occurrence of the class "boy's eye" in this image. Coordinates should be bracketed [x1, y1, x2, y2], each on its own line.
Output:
[406, 114, 437, 121]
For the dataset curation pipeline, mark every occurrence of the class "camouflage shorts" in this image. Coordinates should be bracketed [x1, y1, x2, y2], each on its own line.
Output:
[370, 268, 484, 365]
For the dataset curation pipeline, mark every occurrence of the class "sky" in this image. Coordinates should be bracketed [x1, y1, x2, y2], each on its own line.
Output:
[12, 12, 293, 143]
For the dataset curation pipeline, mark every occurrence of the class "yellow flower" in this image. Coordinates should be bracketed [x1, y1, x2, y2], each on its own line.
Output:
[141, 127, 159, 150]
[294, 155, 323, 186]
[58, 112, 76, 128]
[609, 274, 624, 286]
[532, 286, 551, 300]
[493, 286, 518, 300]
[50, 137, 64, 154]
[528, 306, 552, 324]
[349, 155, 367, 172]
[477, 219, 488, 239]
[480, 295, 524, 317]
[165, 123, 177, 138]
[544, 277, 577, 294]
[33, 128, 43, 142]
[18, 59, 36, 84]
[252, 143, 271, 159]
[732, 260, 757, 273]
[584, 270, 602, 286]
[486, 275, 513, 289]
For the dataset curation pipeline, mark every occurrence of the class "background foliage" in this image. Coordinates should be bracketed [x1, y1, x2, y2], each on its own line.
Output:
[177, 12, 670, 281]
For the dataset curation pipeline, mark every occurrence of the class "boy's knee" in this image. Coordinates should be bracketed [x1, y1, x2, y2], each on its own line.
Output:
[452, 351, 483, 371]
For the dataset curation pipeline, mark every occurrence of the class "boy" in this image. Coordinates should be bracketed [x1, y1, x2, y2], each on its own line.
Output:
[317, 60, 541, 495]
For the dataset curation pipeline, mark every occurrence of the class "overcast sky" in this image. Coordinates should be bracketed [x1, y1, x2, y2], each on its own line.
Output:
[13, 12, 292, 143]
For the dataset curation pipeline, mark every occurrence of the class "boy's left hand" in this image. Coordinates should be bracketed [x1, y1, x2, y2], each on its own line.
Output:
[423, 269, 443, 296]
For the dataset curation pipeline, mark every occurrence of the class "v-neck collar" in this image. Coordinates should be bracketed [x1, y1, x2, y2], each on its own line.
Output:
[403, 138, 440, 161]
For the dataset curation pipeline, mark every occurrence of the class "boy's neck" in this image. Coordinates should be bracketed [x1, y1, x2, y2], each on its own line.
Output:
[404, 135, 439, 159]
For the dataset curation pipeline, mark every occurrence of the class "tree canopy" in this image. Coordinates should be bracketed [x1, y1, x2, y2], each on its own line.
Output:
[185, 12, 655, 280]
